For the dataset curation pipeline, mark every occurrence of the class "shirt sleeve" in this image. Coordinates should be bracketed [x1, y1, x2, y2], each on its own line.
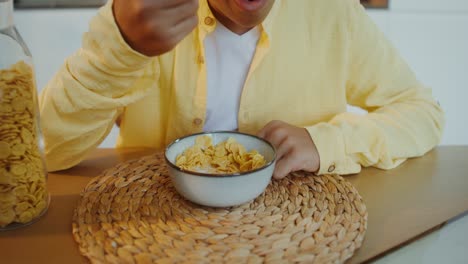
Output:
[39, 0, 158, 171]
[306, 1, 445, 175]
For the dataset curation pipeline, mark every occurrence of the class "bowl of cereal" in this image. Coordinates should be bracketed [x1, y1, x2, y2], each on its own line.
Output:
[165, 131, 276, 207]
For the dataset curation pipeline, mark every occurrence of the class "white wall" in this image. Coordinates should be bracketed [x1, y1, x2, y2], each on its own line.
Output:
[14, 9, 119, 147]
[367, 0, 468, 145]
[13, 1, 468, 147]
[390, 0, 468, 12]
[15, 9, 96, 96]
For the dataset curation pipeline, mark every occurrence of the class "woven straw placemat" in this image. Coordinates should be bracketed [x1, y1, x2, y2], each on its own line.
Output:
[72, 152, 367, 264]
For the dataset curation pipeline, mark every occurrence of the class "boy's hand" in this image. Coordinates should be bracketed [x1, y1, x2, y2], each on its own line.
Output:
[258, 120, 320, 180]
[113, 0, 199, 56]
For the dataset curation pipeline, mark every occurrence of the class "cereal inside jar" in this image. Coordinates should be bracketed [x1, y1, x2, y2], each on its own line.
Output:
[1, 0, 49, 230]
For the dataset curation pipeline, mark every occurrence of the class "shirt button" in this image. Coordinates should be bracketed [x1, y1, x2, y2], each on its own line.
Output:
[193, 118, 203, 126]
[204, 16, 215, 26]
[198, 54, 205, 64]
[328, 164, 336, 173]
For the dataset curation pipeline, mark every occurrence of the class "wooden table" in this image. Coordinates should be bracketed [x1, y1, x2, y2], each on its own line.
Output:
[1, 146, 467, 263]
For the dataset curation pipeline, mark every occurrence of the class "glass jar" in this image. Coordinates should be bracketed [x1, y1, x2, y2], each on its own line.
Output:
[0, 0, 49, 230]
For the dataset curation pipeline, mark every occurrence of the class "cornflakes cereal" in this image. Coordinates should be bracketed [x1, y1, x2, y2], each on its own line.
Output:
[0, 61, 48, 228]
[11, 143, 26, 156]
[10, 164, 27, 176]
[0, 141, 11, 159]
[0, 208, 15, 225]
[15, 202, 30, 214]
[175, 135, 266, 174]
[0, 168, 13, 185]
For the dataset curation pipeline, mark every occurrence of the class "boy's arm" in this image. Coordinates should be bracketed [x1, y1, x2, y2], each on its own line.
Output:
[306, 1, 445, 175]
[257, 1, 444, 179]
[39, 1, 154, 171]
[39, 0, 198, 171]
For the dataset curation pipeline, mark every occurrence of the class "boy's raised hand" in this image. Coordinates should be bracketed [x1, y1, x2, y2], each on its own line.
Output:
[258, 120, 320, 180]
[114, 0, 199, 56]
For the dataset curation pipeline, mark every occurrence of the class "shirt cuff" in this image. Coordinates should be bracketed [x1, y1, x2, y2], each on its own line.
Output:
[306, 123, 358, 175]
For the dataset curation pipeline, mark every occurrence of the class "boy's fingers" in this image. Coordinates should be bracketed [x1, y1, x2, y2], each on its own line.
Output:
[257, 123, 272, 139]
[257, 120, 283, 139]
[257, 127, 267, 139]
[275, 138, 291, 161]
[273, 153, 296, 180]
[266, 128, 288, 150]
[161, 0, 196, 9]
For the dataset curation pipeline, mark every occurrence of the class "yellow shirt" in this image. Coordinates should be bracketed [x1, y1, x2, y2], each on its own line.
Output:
[39, 0, 444, 174]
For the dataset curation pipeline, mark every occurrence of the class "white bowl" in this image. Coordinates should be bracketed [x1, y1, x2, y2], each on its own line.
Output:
[165, 131, 276, 207]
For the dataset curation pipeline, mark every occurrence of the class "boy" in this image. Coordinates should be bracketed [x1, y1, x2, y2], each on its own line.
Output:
[39, 0, 444, 179]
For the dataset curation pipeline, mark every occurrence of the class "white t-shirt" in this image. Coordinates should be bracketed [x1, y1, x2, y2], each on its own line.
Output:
[203, 21, 261, 132]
